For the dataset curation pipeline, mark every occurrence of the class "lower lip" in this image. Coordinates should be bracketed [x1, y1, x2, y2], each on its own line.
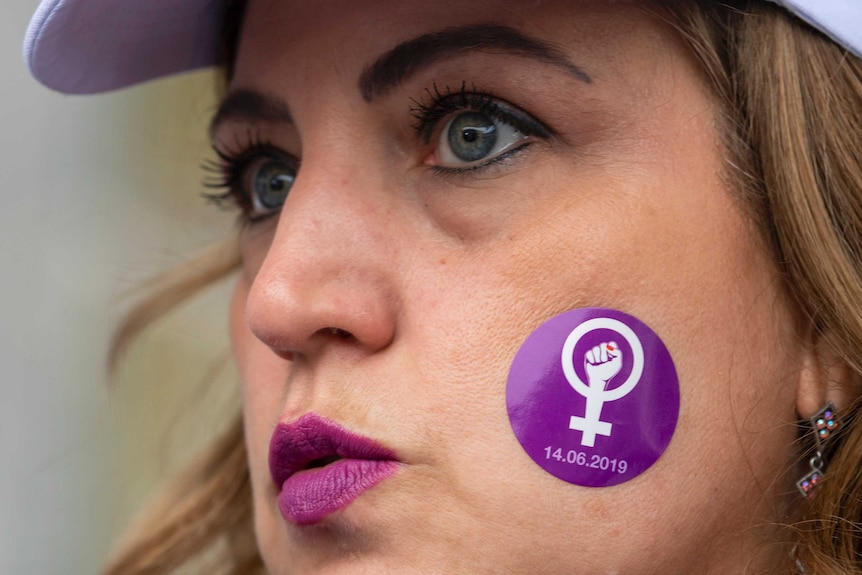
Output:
[277, 459, 399, 525]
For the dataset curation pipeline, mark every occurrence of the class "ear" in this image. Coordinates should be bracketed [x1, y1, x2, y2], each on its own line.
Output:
[796, 331, 861, 419]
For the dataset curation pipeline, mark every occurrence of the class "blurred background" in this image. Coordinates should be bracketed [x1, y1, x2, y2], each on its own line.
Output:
[2, 2, 240, 572]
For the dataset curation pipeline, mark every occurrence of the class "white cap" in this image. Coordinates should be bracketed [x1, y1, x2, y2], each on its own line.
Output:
[22, 0, 862, 95]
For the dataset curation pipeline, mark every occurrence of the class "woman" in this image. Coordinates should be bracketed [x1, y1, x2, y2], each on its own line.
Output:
[25, 0, 862, 573]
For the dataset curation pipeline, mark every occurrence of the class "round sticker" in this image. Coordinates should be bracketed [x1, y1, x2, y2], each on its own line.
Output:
[507, 308, 679, 487]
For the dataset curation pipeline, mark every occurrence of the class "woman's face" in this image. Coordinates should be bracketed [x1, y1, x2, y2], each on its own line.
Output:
[218, 1, 808, 573]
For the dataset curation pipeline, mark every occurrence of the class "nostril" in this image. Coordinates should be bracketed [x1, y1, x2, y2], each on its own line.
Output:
[323, 327, 354, 340]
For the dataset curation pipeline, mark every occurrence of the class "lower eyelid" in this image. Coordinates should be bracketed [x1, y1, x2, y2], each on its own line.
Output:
[429, 140, 538, 176]
[433, 132, 529, 168]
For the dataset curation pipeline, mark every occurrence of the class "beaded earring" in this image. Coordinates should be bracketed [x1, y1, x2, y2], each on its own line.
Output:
[796, 402, 840, 498]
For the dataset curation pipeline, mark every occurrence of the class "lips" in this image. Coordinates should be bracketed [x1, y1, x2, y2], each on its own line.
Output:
[269, 413, 399, 525]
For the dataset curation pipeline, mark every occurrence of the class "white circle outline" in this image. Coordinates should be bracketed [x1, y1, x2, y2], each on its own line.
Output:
[561, 317, 644, 401]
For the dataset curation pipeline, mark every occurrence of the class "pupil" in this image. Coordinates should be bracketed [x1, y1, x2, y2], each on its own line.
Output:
[253, 161, 294, 210]
[448, 112, 497, 162]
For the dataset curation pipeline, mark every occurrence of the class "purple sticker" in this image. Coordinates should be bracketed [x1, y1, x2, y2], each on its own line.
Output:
[507, 308, 679, 487]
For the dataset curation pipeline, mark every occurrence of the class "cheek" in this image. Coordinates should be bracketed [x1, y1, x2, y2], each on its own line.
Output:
[229, 276, 291, 566]
[230, 276, 259, 408]
[229, 276, 281, 475]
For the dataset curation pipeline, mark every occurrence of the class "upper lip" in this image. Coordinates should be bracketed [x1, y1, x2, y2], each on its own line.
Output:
[269, 413, 398, 487]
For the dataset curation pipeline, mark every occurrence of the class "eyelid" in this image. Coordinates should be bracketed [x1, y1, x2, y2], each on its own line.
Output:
[410, 83, 553, 144]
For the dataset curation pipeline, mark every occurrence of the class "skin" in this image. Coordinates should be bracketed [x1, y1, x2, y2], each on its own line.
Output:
[216, 1, 819, 573]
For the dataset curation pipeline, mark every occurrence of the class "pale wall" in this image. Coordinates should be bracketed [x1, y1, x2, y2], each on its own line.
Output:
[1, 3, 239, 573]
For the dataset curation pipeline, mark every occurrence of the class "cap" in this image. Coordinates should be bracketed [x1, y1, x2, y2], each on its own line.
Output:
[23, 0, 227, 94]
[23, 0, 862, 95]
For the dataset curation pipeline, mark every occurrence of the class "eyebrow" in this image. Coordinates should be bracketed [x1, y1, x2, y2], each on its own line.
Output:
[359, 23, 592, 101]
[209, 89, 293, 137]
[210, 23, 592, 135]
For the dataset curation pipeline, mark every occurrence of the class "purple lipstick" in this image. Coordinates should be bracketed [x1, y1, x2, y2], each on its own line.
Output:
[269, 413, 399, 525]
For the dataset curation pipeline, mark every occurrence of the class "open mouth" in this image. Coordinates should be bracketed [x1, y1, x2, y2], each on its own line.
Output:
[268, 413, 400, 525]
[305, 455, 343, 470]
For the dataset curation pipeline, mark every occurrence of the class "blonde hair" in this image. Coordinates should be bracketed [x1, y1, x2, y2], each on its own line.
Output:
[657, 3, 862, 572]
[104, 2, 862, 573]
[103, 240, 259, 575]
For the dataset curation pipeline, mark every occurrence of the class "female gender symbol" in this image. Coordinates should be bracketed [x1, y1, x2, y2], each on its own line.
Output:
[507, 307, 679, 488]
[561, 318, 644, 447]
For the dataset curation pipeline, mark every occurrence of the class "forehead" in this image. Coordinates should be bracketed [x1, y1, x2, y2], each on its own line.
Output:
[232, 0, 683, 92]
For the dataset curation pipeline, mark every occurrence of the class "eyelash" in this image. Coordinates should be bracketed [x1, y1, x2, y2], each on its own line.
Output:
[202, 131, 292, 223]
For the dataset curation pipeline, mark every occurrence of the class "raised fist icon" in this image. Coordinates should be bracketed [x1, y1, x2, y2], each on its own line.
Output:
[584, 341, 622, 388]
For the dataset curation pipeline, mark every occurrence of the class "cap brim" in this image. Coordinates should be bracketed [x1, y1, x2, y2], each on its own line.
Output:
[770, 0, 862, 60]
[24, 0, 225, 94]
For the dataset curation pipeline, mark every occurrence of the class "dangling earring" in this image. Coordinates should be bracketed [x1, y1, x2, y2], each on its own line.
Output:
[796, 402, 840, 498]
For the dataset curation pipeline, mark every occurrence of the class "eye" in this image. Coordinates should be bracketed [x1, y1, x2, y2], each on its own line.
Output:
[411, 84, 551, 172]
[434, 110, 528, 167]
[203, 140, 298, 224]
[248, 159, 296, 217]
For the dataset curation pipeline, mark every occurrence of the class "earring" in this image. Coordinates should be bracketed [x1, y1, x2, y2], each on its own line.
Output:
[796, 402, 840, 498]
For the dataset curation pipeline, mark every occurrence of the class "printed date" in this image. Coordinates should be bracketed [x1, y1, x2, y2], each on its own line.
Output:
[543, 446, 628, 474]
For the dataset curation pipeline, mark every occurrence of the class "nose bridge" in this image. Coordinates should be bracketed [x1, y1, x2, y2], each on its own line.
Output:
[245, 149, 399, 357]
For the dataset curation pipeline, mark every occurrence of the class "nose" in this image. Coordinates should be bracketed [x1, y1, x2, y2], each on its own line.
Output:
[243, 161, 399, 360]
